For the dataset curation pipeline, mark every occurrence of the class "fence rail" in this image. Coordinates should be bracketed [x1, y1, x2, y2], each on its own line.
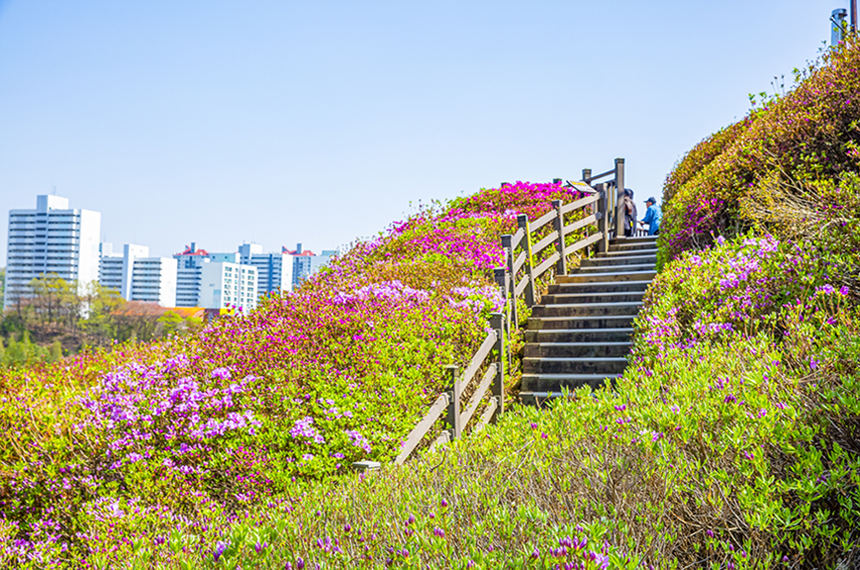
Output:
[388, 159, 628, 465]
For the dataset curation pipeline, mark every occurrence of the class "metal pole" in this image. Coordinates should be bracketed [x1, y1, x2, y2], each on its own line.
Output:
[614, 158, 626, 239]
[852, 0, 858, 33]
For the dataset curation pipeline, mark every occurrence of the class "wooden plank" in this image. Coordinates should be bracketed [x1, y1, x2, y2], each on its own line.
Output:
[462, 331, 497, 387]
[584, 168, 615, 184]
[559, 193, 600, 215]
[532, 230, 559, 257]
[530, 209, 557, 233]
[564, 232, 603, 256]
[460, 364, 496, 428]
[473, 397, 499, 433]
[512, 250, 526, 276]
[430, 430, 451, 452]
[393, 393, 450, 464]
[514, 274, 529, 298]
[533, 251, 561, 279]
[511, 228, 525, 251]
[563, 213, 598, 235]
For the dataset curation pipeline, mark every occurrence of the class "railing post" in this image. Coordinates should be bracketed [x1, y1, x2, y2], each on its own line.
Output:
[516, 214, 536, 307]
[596, 183, 609, 254]
[445, 365, 461, 440]
[614, 158, 625, 239]
[551, 200, 567, 275]
[582, 168, 592, 183]
[500, 236, 518, 326]
[490, 312, 505, 421]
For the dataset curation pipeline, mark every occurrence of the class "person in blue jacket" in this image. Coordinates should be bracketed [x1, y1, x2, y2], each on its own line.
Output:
[638, 196, 661, 235]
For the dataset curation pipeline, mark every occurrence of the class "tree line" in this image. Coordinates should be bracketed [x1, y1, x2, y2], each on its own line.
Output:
[0, 272, 203, 366]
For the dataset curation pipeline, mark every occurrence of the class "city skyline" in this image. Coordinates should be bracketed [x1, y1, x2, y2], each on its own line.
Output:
[0, 0, 846, 266]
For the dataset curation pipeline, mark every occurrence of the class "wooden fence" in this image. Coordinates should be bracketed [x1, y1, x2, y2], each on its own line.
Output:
[388, 160, 627, 465]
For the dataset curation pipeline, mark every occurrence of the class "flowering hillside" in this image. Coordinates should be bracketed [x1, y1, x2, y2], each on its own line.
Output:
[0, 181, 586, 567]
[660, 37, 860, 277]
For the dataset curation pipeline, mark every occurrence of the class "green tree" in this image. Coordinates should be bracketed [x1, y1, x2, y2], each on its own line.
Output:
[49, 340, 63, 362]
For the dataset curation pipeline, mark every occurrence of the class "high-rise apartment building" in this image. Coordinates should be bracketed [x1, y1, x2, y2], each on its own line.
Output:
[198, 262, 258, 311]
[4, 195, 101, 309]
[283, 243, 335, 289]
[174, 244, 210, 307]
[173, 244, 258, 311]
[239, 242, 294, 299]
[99, 243, 177, 306]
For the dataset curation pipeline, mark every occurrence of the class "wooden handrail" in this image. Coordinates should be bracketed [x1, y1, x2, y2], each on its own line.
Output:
[530, 209, 557, 233]
[533, 251, 561, 280]
[533, 230, 559, 257]
[564, 213, 598, 235]
[461, 331, 497, 388]
[512, 250, 527, 276]
[564, 232, 603, 256]
[394, 392, 450, 464]
[392, 162, 623, 465]
[559, 193, 600, 215]
[460, 364, 496, 427]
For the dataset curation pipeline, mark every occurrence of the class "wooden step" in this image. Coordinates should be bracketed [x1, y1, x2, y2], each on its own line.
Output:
[523, 357, 628, 375]
[532, 301, 643, 318]
[556, 270, 657, 284]
[520, 373, 619, 394]
[528, 315, 636, 330]
[524, 342, 632, 358]
[608, 242, 658, 252]
[524, 327, 633, 343]
[613, 236, 658, 244]
[540, 291, 645, 304]
[546, 280, 652, 294]
[578, 262, 655, 273]
[597, 248, 658, 258]
[581, 254, 656, 268]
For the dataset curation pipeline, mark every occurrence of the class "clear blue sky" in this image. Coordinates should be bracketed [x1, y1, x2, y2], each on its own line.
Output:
[0, 0, 845, 265]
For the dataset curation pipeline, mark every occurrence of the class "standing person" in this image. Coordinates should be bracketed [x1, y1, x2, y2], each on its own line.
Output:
[639, 197, 662, 236]
[622, 188, 637, 237]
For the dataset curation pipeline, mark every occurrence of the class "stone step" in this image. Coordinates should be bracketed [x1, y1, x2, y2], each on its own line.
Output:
[597, 248, 658, 258]
[556, 270, 657, 284]
[523, 357, 628, 375]
[578, 263, 655, 274]
[524, 327, 633, 343]
[532, 301, 643, 318]
[581, 254, 656, 268]
[546, 280, 652, 295]
[528, 315, 636, 330]
[525, 342, 632, 358]
[541, 291, 645, 305]
[608, 242, 658, 252]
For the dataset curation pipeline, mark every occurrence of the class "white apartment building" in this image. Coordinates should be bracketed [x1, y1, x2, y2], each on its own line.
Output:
[99, 243, 176, 306]
[173, 244, 258, 310]
[239, 242, 294, 299]
[283, 243, 335, 290]
[198, 262, 258, 311]
[4, 195, 101, 309]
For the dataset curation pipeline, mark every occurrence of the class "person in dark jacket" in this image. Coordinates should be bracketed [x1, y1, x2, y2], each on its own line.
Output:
[622, 188, 637, 237]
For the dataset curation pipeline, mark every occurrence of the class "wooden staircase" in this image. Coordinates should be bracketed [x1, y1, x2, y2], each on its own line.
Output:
[520, 235, 658, 405]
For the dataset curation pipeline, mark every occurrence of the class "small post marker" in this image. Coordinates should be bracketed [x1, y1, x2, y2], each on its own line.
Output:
[351, 461, 381, 472]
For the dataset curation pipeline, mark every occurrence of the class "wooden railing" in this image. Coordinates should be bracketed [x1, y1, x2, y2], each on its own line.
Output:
[393, 314, 504, 464]
[389, 160, 627, 465]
